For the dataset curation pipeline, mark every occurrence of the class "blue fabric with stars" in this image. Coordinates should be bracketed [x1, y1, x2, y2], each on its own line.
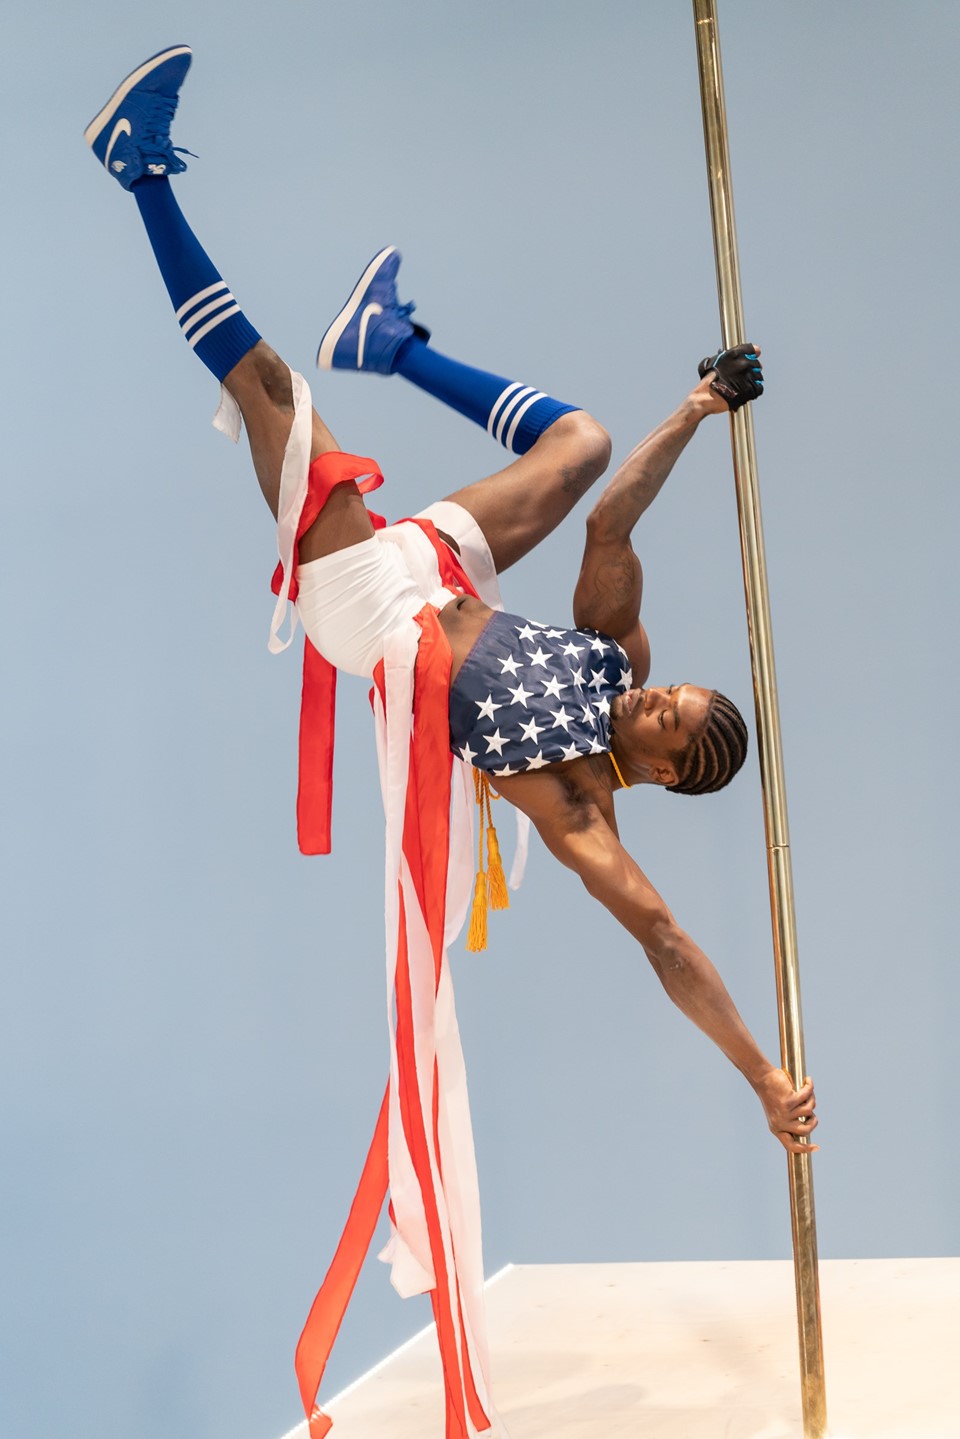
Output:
[448, 610, 632, 775]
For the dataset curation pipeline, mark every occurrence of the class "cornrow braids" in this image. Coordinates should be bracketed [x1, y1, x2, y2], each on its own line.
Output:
[666, 690, 749, 797]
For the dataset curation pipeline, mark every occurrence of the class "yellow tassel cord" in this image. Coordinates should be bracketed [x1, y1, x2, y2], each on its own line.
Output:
[465, 771, 510, 952]
[466, 870, 488, 953]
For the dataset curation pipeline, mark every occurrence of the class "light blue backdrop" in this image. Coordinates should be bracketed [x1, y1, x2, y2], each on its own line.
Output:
[2, 4, 956, 1438]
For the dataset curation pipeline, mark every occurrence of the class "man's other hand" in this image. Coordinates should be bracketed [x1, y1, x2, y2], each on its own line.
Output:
[696, 343, 764, 412]
[755, 1068, 819, 1154]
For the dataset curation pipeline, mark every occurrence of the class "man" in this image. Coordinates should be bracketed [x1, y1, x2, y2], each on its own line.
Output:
[85, 44, 817, 1436]
[85, 43, 816, 1150]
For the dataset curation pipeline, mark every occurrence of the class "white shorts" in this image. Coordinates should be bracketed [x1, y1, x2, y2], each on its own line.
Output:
[295, 500, 503, 678]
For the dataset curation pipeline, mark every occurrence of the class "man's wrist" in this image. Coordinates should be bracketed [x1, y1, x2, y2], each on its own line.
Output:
[684, 385, 724, 420]
[749, 1061, 781, 1092]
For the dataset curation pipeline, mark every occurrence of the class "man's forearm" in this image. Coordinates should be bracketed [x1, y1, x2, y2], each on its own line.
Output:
[587, 390, 715, 540]
[646, 923, 775, 1089]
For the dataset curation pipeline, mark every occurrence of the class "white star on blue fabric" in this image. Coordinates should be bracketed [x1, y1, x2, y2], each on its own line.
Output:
[458, 743, 477, 764]
[588, 670, 607, 692]
[519, 715, 546, 744]
[484, 729, 508, 755]
[493, 763, 518, 777]
[507, 681, 534, 707]
[581, 704, 596, 727]
[542, 675, 565, 700]
[589, 636, 608, 654]
[499, 654, 522, 677]
[560, 742, 581, 762]
[551, 706, 573, 731]
[561, 641, 584, 657]
[543, 628, 565, 640]
[476, 693, 502, 721]
[526, 645, 551, 668]
[595, 695, 611, 717]
[516, 623, 539, 643]
[525, 751, 550, 770]
[619, 666, 633, 688]
[589, 737, 606, 754]
[569, 666, 586, 688]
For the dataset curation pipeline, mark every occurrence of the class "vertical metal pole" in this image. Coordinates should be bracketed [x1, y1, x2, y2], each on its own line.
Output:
[690, 4, 828, 1436]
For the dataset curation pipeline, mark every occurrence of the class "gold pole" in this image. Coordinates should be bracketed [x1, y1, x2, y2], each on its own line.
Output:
[691, 4, 828, 1436]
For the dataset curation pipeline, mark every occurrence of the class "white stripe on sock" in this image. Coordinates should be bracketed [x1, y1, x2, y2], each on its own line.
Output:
[188, 304, 241, 349]
[486, 382, 524, 437]
[175, 280, 229, 324]
[504, 391, 546, 452]
[494, 386, 536, 446]
[181, 291, 237, 339]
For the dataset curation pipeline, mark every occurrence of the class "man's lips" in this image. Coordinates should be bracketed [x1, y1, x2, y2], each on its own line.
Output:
[619, 688, 643, 718]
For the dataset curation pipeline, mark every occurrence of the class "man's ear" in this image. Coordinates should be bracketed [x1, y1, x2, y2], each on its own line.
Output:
[650, 761, 679, 787]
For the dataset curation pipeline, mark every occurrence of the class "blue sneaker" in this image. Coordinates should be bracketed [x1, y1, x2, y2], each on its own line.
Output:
[316, 247, 430, 374]
[84, 45, 193, 191]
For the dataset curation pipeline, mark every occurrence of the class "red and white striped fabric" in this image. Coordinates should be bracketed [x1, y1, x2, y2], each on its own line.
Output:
[224, 373, 505, 1439]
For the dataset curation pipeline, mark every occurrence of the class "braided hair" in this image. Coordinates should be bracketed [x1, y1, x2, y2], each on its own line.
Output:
[666, 690, 748, 797]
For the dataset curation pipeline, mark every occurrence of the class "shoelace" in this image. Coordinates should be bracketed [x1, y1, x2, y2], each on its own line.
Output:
[137, 93, 193, 164]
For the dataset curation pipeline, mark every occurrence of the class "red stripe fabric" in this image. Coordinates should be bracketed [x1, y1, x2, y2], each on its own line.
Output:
[270, 450, 477, 855]
[294, 608, 494, 1438]
[276, 452, 496, 1435]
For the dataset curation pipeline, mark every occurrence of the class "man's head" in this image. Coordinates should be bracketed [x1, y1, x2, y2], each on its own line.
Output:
[609, 685, 748, 795]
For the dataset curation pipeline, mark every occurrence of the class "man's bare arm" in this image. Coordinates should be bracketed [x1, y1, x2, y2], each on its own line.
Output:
[572, 360, 761, 681]
[571, 379, 724, 680]
[507, 778, 818, 1154]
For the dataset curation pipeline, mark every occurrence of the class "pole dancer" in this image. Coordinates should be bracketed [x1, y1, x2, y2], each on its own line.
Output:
[85, 45, 818, 1438]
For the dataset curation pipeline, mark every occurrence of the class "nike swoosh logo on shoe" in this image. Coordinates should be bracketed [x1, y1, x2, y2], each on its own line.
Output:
[316, 246, 397, 369]
[357, 303, 383, 369]
[104, 118, 132, 171]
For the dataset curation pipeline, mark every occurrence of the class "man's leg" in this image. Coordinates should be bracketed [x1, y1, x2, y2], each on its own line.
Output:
[318, 249, 611, 572]
[223, 343, 374, 562]
[85, 47, 372, 562]
[435, 410, 611, 573]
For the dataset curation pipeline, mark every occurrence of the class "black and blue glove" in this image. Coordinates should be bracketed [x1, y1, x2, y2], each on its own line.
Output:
[697, 343, 763, 410]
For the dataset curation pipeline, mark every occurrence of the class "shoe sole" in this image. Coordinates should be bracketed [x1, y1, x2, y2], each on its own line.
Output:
[316, 246, 398, 369]
[83, 44, 192, 149]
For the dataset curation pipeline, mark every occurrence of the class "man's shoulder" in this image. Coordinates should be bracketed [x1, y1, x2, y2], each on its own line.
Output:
[492, 754, 616, 833]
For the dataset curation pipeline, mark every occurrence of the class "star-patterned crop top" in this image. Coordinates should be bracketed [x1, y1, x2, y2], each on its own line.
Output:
[448, 609, 633, 776]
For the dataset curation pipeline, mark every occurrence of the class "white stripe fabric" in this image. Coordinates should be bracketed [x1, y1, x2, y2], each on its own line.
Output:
[258, 374, 509, 1434]
[181, 291, 236, 338]
[486, 382, 524, 438]
[174, 279, 228, 322]
[187, 303, 241, 349]
[504, 390, 546, 451]
[373, 652, 504, 1438]
[267, 368, 314, 655]
[494, 386, 536, 447]
[176, 281, 243, 349]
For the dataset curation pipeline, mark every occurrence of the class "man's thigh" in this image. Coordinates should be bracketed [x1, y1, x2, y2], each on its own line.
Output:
[416, 500, 503, 609]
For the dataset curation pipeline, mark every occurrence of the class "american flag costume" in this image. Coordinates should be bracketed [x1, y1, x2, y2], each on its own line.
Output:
[216, 372, 509, 1437]
[449, 610, 632, 776]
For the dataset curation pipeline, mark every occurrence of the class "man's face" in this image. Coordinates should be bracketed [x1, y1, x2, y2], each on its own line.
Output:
[609, 684, 714, 784]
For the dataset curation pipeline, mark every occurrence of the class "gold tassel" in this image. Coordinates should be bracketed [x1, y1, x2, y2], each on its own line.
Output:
[466, 869, 488, 952]
[466, 771, 511, 950]
[486, 824, 510, 911]
[466, 771, 490, 951]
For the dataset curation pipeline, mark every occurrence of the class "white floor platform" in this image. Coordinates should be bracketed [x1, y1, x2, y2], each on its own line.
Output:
[279, 1258, 958, 1439]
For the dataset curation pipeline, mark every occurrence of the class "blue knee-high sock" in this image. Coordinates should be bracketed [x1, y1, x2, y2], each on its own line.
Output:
[132, 177, 261, 382]
[393, 337, 578, 456]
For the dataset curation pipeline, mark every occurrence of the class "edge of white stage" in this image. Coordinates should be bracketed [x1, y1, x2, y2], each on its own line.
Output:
[277, 1257, 958, 1439]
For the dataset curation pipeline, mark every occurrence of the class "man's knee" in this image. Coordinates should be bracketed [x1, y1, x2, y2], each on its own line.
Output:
[548, 410, 612, 496]
[225, 341, 294, 414]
